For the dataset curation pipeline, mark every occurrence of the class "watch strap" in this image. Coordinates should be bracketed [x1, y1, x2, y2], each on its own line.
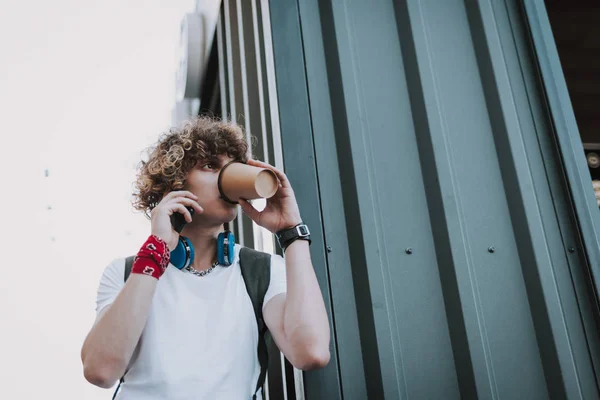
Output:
[275, 223, 311, 250]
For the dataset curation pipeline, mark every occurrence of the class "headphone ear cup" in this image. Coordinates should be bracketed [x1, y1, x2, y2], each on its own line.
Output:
[226, 231, 235, 265]
[170, 236, 194, 270]
[218, 231, 236, 266]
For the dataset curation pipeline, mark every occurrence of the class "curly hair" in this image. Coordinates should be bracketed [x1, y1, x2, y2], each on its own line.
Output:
[133, 116, 250, 216]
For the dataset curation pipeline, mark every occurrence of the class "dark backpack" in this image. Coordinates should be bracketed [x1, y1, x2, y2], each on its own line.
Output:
[113, 247, 271, 400]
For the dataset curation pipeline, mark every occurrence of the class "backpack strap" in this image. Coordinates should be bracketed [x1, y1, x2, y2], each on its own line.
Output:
[239, 247, 272, 400]
[124, 255, 135, 282]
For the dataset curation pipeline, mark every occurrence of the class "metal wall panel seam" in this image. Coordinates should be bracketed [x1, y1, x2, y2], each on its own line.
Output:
[468, 0, 587, 397]
[467, 2, 559, 398]
[387, 1, 470, 397]
[254, 1, 276, 167]
[327, 0, 407, 397]
[223, 0, 237, 122]
[502, 0, 600, 395]
[234, 0, 257, 250]
[223, 0, 245, 246]
[260, 3, 303, 395]
[286, 1, 342, 398]
[253, 1, 301, 398]
[219, 2, 241, 245]
[267, 0, 343, 398]
[235, 0, 251, 138]
[522, 0, 600, 305]
[399, 0, 498, 398]
[250, 0, 270, 164]
[239, 0, 264, 161]
[217, 11, 229, 120]
[225, 0, 256, 248]
[238, 2, 290, 395]
[480, 0, 583, 389]
[295, 0, 368, 397]
[498, 0, 598, 395]
[260, 0, 284, 170]
[462, 1, 554, 397]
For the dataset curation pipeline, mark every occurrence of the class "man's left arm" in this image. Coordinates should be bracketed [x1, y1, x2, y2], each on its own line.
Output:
[263, 240, 330, 370]
[238, 158, 331, 370]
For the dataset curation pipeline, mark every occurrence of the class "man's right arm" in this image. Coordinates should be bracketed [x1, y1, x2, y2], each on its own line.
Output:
[80, 274, 158, 388]
[81, 190, 203, 388]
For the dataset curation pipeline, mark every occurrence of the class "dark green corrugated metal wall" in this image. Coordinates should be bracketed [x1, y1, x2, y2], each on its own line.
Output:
[268, 0, 600, 398]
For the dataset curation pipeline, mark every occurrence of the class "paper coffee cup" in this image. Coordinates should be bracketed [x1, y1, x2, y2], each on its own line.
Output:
[218, 162, 279, 203]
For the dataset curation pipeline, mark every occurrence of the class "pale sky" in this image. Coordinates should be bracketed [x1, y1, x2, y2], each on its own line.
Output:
[0, 1, 201, 398]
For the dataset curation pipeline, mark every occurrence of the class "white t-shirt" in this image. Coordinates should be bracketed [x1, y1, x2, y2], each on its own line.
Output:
[95, 244, 287, 400]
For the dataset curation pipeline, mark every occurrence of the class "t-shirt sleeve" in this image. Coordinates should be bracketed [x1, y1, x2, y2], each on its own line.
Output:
[95, 258, 126, 316]
[262, 253, 287, 311]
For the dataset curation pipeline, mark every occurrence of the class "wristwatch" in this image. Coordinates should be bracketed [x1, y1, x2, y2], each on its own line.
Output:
[275, 223, 311, 251]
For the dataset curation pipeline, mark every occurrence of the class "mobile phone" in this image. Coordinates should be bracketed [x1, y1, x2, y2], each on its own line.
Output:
[170, 206, 195, 233]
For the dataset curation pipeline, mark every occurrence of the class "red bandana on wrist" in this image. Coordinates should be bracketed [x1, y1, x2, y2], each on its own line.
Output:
[131, 235, 171, 280]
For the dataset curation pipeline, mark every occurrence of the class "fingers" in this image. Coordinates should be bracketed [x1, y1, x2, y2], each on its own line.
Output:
[239, 199, 260, 222]
[177, 197, 204, 214]
[157, 190, 204, 224]
[160, 191, 203, 214]
[171, 203, 194, 223]
[247, 159, 290, 189]
[163, 190, 198, 201]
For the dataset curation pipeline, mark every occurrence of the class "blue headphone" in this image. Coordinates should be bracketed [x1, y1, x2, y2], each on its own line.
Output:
[169, 207, 236, 270]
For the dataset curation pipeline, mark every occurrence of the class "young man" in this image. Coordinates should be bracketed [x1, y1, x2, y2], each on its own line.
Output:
[81, 117, 330, 399]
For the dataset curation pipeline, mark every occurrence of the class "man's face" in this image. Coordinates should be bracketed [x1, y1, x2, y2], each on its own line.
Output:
[183, 154, 239, 225]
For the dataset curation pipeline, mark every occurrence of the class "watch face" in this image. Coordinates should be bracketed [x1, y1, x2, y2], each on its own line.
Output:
[298, 225, 310, 236]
